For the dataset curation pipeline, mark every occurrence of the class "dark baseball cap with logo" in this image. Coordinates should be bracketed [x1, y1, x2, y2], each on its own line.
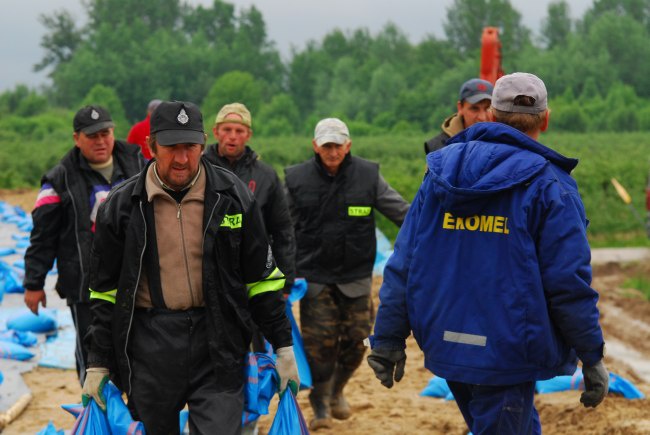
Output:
[150, 101, 206, 146]
[459, 78, 494, 104]
[73, 105, 115, 134]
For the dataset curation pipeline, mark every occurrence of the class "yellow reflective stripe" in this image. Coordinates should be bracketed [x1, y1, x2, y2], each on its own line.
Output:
[348, 206, 372, 217]
[220, 214, 243, 229]
[89, 288, 117, 304]
[246, 267, 285, 298]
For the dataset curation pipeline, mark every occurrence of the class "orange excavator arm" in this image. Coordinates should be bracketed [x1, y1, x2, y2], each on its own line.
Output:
[480, 27, 504, 85]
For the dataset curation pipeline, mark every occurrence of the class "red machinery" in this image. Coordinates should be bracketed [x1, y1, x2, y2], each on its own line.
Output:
[480, 27, 504, 85]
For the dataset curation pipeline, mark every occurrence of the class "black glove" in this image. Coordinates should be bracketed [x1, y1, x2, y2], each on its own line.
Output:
[367, 348, 406, 389]
[580, 360, 609, 408]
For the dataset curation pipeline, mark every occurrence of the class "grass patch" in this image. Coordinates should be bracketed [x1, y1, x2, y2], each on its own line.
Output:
[622, 276, 650, 301]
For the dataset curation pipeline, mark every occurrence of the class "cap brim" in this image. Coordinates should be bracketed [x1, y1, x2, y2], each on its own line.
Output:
[464, 93, 492, 104]
[314, 134, 349, 147]
[156, 130, 205, 146]
[81, 121, 115, 135]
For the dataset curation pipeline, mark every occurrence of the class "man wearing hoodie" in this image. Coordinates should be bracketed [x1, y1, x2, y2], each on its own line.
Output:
[424, 78, 493, 155]
[368, 72, 608, 434]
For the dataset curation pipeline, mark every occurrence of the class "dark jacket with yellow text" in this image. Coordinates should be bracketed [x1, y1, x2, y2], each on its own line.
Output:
[203, 145, 296, 288]
[374, 122, 604, 385]
[85, 158, 292, 394]
[285, 154, 407, 284]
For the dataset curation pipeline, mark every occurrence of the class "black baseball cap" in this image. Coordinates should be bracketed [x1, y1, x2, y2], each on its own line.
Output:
[459, 78, 494, 104]
[150, 101, 205, 146]
[73, 105, 115, 134]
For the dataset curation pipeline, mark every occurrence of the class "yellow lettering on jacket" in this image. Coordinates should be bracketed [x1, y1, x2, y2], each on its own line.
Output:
[480, 215, 494, 232]
[442, 212, 510, 235]
[221, 214, 242, 229]
[443, 212, 455, 229]
[348, 206, 372, 217]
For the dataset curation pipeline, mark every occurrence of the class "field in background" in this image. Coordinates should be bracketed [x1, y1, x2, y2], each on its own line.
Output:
[2, 131, 650, 245]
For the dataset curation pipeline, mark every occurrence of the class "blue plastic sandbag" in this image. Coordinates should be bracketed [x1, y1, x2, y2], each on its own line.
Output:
[0, 329, 38, 347]
[535, 370, 583, 394]
[6, 309, 57, 333]
[71, 398, 110, 434]
[0, 248, 15, 256]
[36, 420, 64, 435]
[268, 389, 309, 435]
[71, 382, 145, 434]
[0, 261, 23, 293]
[285, 279, 312, 389]
[609, 372, 645, 399]
[62, 403, 84, 418]
[244, 352, 279, 420]
[179, 409, 189, 434]
[420, 376, 454, 400]
[0, 341, 35, 360]
[535, 369, 644, 399]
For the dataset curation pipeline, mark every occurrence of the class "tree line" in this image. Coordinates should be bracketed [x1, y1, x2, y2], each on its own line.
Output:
[3, 0, 650, 137]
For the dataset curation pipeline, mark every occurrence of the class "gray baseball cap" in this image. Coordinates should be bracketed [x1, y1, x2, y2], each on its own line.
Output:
[492, 72, 548, 114]
[314, 118, 350, 146]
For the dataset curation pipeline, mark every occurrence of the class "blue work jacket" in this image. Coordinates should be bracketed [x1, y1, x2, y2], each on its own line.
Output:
[373, 122, 604, 385]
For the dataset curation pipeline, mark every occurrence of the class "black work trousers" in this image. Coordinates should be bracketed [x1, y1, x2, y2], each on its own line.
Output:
[127, 308, 244, 435]
[70, 302, 91, 386]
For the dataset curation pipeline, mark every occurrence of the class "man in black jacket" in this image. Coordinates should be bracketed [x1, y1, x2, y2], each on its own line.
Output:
[203, 102, 295, 292]
[285, 118, 409, 430]
[23, 105, 145, 384]
[82, 101, 299, 435]
[424, 78, 494, 155]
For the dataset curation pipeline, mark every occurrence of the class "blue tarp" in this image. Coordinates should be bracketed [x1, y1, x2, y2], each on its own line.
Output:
[422, 370, 645, 400]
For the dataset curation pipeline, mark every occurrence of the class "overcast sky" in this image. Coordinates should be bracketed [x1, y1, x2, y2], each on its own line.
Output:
[1, 0, 594, 92]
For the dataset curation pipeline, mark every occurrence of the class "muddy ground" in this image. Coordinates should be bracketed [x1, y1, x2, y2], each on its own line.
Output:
[1, 189, 648, 434]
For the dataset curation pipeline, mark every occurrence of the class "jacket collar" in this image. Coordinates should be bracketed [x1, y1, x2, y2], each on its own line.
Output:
[133, 155, 236, 202]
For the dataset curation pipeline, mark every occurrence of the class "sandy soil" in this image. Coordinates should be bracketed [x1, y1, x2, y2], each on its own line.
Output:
[1, 189, 649, 434]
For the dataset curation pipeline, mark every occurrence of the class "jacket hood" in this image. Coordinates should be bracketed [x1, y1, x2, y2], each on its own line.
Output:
[426, 122, 578, 215]
[440, 113, 465, 138]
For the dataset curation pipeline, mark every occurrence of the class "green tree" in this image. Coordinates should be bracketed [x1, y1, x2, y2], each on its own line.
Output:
[582, 12, 650, 97]
[34, 10, 82, 73]
[367, 64, 405, 120]
[580, 0, 650, 33]
[79, 84, 129, 137]
[541, 1, 572, 49]
[202, 71, 264, 123]
[256, 94, 301, 135]
[87, 0, 180, 29]
[40, 0, 283, 121]
[443, 0, 531, 56]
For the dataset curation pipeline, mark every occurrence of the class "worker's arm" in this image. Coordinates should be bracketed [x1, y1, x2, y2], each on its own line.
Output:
[375, 173, 410, 227]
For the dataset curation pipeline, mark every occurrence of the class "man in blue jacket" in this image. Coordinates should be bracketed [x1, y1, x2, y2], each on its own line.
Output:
[368, 72, 608, 434]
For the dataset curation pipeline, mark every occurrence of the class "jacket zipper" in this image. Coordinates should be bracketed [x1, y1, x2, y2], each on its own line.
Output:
[125, 200, 147, 396]
[63, 168, 86, 302]
[202, 192, 222, 249]
[177, 202, 196, 307]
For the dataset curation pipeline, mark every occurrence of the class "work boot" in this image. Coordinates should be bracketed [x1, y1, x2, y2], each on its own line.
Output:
[330, 367, 354, 420]
[309, 382, 333, 430]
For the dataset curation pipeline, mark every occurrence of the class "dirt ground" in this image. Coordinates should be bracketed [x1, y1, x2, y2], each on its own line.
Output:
[1, 189, 649, 434]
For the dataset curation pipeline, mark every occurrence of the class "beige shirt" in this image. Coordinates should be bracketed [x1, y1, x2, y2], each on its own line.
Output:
[135, 163, 206, 309]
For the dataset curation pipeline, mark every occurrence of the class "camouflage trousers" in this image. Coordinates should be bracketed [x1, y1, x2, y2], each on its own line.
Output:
[300, 285, 373, 384]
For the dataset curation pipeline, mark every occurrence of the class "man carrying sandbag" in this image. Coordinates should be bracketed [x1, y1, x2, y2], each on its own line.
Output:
[82, 101, 299, 434]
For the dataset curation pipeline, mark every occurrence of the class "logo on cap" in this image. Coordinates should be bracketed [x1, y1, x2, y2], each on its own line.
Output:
[91, 110, 100, 120]
[177, 108, 189, 125]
